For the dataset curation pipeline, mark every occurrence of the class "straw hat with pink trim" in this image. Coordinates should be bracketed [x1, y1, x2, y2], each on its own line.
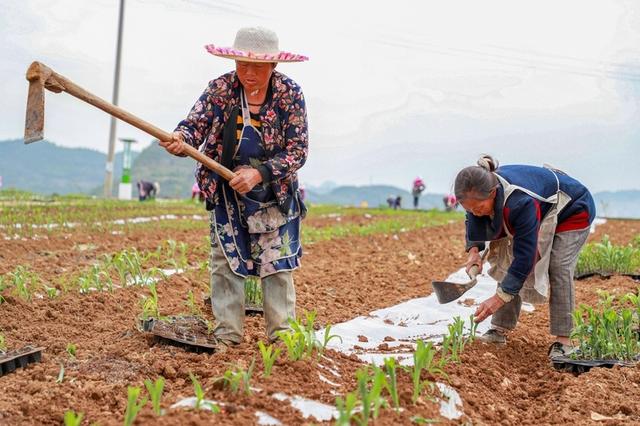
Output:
[205, 27, 308, 63]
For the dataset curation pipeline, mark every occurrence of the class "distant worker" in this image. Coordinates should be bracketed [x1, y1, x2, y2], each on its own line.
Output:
[394, 195, 402, 210]
[137, 180, 159, 201]
[454, 155, 595, 359]
[443, 193, 457, 211]
[412, 176, 426, 209]
[191, 181, 205, 202]
[386, 195, 395, 208]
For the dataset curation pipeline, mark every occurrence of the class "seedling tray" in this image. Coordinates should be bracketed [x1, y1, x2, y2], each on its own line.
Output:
[144, 316, 219, 353]
[551, 355, 637, 375]
[202, 294, 264, 315]
[0, 346, 44, 377]
[575, 271, 640, 281]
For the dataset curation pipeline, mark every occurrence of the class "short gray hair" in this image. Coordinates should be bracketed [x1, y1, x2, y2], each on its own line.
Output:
[454, 155, 499, 201]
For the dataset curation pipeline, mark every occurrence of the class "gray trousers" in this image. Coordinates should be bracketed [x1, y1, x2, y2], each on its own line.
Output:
[210, 241, 296, 344]
[491, 227, 590, 336]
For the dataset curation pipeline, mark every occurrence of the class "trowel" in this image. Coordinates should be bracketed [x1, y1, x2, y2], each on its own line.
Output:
[432, 250, 488, 304]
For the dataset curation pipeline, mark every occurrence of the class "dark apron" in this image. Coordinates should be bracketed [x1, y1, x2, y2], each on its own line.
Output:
[211, 91, 302, 278]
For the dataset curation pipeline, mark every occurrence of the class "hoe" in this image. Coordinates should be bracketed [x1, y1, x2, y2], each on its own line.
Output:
[23, 61, 236, 181]
[431, 249, 488, 304]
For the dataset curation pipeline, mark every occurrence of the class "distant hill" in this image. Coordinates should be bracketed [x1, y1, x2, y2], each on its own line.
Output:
[0, 139, 134, 195]
[1, 139, 639, 217]
[305, 185, 447, 209]
[593, 191, 640, 219]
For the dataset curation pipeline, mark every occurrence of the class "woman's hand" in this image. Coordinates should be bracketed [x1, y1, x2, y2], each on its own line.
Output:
[474, 294, 505, 323]
[159, 132, 186, 155]
[465, 247, 483, 276]
[230, 167, 263, 195]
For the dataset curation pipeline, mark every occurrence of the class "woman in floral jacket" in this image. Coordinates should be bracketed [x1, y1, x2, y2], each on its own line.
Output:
[160, 27, 308, 349]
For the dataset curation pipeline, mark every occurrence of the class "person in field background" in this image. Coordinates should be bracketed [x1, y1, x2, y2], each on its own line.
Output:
[454, 155, 595, 359]
[412, 176, 426, 209]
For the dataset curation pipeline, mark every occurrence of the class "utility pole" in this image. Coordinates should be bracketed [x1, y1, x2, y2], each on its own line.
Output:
[103, 0, 126, 198]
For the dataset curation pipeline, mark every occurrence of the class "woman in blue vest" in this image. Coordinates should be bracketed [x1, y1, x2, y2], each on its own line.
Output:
[160, 27, 308, 350]
[455, 155, 595, 358]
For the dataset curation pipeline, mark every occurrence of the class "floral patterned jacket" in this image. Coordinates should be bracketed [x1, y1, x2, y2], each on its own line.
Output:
[175, 70, 308, 209]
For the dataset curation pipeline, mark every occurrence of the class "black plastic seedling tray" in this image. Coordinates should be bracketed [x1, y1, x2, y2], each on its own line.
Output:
[575, 271, 640, 281]
[0, 346, 44, 377]
[202, 294, 264, 315]
[552, 355, 637, 375]
[140, 316, 219, 353]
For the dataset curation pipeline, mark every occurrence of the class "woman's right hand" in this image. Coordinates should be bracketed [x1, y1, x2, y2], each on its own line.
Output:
[159, 132, 186, 155]
[465, 247, 483, 276]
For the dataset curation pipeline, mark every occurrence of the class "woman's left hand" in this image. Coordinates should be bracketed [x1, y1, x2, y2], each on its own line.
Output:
[474, 294, 506, 323]
[230, 167, 263, 195]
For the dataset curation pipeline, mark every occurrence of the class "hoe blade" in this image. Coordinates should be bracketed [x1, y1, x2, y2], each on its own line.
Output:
[24, 75, 45, 144]
[431, 279, 478, 304]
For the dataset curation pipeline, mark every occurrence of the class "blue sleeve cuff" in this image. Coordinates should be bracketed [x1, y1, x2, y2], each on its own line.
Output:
[500, 272, 524, 295]
[466, 241, 486, 252]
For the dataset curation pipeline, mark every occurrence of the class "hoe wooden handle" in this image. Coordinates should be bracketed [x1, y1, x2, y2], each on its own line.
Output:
[26, 61, 236, 181]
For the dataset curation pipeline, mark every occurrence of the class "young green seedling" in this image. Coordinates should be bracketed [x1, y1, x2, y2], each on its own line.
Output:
[144, 377, 165, 416]
[215, 359, 255, 396]
[258, 341, 281, 378]
[123, 386, 148, 426]
[412, 340, 445, 403]
[190, 372, 220, 412]
[66, 343, 77, 359]
[63, 410, 84, 426]
[335, 392, 358, 426]
[383, 357, 400, 411]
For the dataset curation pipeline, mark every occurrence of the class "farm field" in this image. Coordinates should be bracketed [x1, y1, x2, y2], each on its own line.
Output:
[1, 197, 639, 425]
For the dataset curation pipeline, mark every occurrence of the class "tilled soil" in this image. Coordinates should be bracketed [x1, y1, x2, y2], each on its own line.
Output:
[0, 217, 638, 425]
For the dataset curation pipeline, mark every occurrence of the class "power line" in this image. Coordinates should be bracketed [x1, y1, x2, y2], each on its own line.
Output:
[377, 36, 640, 83]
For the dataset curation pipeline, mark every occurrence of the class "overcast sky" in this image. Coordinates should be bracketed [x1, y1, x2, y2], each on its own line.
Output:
[2, 0, 639, 193]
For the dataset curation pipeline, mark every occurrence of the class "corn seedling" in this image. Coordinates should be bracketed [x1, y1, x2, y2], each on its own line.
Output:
[383, 357, 400, 411]
[215, 358, 255, 395]
[190, 372, 220, 412]
[63, 410, 84, 426]
[571, 292, 640, 361]
[163, 239, 190, 270]
[66, 343, 77, 359]
[319, 323, 342, 356]
[258, 341, 281, 378]
[123, 386, 148, 426]
[244, 277, 263, 306]
[9, 265, 40, 302]
[43, 285, 59, 299]
[354, 365, 387, 424]
[335, 392, 359, 426]
[576, 235, 640, 276]
[184, 289, 204, 318]
[78, 264, 113, 294]
[144, 377, 165, 416]
[467, 313, 479, 342]
[277, 328, 307, 361]
[277, 311, 321, 361]
[441, 317, 466, 363]
[412, 340, 445, 403]
[0, 333, 7, 353]
[0, 276, 7, 304]
[140, 282, 161, 320]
